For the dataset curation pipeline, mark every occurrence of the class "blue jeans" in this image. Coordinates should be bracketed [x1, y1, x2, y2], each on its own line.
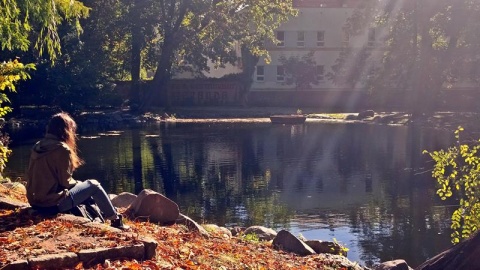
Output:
[57, 179, 118, 220]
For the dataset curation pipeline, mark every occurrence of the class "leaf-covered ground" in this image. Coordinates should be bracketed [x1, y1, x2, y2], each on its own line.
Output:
[0, 184, 363, 270]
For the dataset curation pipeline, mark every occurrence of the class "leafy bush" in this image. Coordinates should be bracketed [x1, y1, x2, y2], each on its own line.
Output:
[0, 60, 34, 178]
[242, 233, 260, 243]
[424, 127, 480, 243]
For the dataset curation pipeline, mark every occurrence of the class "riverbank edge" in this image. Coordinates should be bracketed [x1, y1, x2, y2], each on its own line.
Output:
[0, 185, 370, 270]
[10, 107, 480, 134]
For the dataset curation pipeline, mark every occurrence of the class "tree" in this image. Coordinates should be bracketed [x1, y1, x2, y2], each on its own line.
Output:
[1, 0, 89, 61]
[279, 51, 319, 91]
[424, 127, 480, 244]
[0, 0, 88, 176]
[329, 0, 480, 114]
[126, 0, 297, 109]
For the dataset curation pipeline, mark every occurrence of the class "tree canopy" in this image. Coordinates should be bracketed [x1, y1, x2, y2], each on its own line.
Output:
[330, 0, 480, 113]
[0, 0, 88, 177]
[124, 0, 297, 108]
[1, 0, 89, 61]
[279, 51, 319, 90]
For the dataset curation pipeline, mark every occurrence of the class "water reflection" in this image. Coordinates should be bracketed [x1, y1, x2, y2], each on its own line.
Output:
[6, 122, 455, 267]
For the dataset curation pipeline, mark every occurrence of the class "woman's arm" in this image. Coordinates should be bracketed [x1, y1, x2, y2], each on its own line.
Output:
[57, 146, 78, 189]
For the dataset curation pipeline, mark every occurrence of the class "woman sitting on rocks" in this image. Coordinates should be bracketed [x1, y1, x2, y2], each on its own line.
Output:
[25, 112, 129, 230]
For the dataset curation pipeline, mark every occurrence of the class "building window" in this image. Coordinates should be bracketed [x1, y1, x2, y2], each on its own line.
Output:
[256, 66, 265, 81]
[276, 31, 285, 47]
[316, 65, 325, 81]
[277, 66, 285, 82]
[297, 31, 305, 47]
[367, 63, 375, 79]
[343, 31, 350, 47]
[317, 31, 325, 47]
[368, 28, 375, 47]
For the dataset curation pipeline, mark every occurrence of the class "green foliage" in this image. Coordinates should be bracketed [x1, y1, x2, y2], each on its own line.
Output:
[0, 0, 89, 61]
[279, 52, 318, 90]
[132, 0, 297, 107]
[333, 238, 349, 256]
[0, 59, 34, 176]
[334, 0, 480, 113]
[424, 127, 480, 243]
[0, 59, 35, 116]
[242, 232, 260, 243]
[0, 0, 88, 176]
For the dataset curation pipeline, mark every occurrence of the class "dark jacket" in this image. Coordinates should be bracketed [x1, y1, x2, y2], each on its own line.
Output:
[26, 133, 77, 207]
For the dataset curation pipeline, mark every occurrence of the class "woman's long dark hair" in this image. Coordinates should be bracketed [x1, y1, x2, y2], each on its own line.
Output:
[47, 112, 84, 169]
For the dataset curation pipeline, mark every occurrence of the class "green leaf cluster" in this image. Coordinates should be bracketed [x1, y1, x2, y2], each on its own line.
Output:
[424, 127, 480, 243]
[0, 59, 34, 177]
[1, 0, 89, 61]
[0, 59, 35, 117]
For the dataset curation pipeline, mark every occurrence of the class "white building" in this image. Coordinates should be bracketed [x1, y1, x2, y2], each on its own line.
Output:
[251, 0, 379, 93]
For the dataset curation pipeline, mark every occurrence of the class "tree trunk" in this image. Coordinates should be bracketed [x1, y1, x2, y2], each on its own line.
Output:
[238, 47, 259, 107]
[130, 1, 143, 109]
[130, 25, 142, 108]
[140, 39, 175, 110]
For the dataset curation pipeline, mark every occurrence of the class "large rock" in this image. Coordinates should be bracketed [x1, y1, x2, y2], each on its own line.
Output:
[175, 213, 209, 237]
[202, 224, 232, 239]
[375, 260, 412, 270]
[128, 189, 179, 224]
[0, 197, 29, 210]
[358, 110, 375, 119]
[2, 182, 27, 195]
[415, 230, 480, 270]
[244, 226, 277, 241]
[111, 192, 137, 208]
[28, 253, 79, 269]
[272, 230, 315, 256]
[304, 240, 346, 256]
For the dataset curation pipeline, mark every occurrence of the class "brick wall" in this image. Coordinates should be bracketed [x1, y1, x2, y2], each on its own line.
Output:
[167, 79, 241, 106]
[115, 80, 480, 112]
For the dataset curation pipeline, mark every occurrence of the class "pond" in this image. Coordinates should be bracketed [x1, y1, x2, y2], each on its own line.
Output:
[5, 121, 456, 267]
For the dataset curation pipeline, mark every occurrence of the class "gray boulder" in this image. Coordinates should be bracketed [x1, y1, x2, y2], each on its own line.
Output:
[358, 110, 375, 119]
[111, 192, 137, 208]
[304, 240, 346, 256]
[2, 182, 27, 195]
[244, 225, 277, 241]
[128, 189, 179, 224]
[175, 213, 209, 237]
[202, 224, 232, 239]
[272, 230, 315, 256]
[375, 260, 412, 270]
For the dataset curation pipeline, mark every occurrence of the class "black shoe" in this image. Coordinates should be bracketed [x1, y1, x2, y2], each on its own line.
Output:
[111, 214, 130, 230]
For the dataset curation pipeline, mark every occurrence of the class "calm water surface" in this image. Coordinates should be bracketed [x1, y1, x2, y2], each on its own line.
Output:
[6, 121, 456, 267]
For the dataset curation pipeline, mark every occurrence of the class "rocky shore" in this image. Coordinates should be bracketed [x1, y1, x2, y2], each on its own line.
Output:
[0, 181, 367, 269]
[2, 179, 480, 270]
[9, 106, 480, 135]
